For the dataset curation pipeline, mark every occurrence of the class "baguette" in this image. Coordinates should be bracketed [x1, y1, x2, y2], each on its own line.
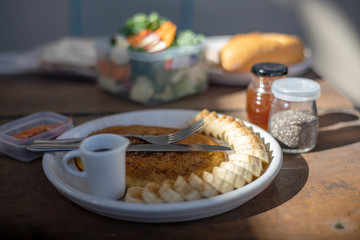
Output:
[220, 32, 304, 73]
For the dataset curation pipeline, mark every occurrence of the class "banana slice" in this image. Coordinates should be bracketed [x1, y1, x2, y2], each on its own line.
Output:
[215, 116, 246, 140]
[209, 115, 227, 139]
[234, 148, 269, 163]
[188, 173, 219, 198]
[142, 182, 164, 203]
[158, 179, 184, 203]
[201, 112, 219, 136]
[220, 162, 253, 183]
[125, 186, 145, 203]
[225, 127, 254, 147]
[194, 110, 247, 142]
[228, 153, 262, 169]
[229, 160, 261, 177]
[202, 171, 234, 194]
[173, 176, 202, 201]
[212, 166, 245, 188]
[232, 134, 263, 148]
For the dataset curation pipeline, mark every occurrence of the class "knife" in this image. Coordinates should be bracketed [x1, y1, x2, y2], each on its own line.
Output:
[26, 143, 232, 152]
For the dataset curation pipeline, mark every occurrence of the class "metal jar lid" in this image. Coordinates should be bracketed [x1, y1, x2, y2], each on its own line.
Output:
[251, 62, 288, 77]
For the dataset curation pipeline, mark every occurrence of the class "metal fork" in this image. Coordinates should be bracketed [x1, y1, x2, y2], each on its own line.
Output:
[32, 119, 204, 145]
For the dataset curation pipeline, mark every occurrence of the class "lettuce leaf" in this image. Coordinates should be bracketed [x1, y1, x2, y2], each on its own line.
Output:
[174, 30, 203, 46]
[119, 12, 166, 36]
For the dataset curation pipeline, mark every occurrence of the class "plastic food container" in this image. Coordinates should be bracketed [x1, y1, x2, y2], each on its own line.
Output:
[0, 112, 73, 162]
[95, 39, 208, 105]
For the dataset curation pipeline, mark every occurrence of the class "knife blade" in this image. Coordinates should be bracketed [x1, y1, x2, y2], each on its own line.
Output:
[26, 143, 231, 152]
[129, 144, 231, 152]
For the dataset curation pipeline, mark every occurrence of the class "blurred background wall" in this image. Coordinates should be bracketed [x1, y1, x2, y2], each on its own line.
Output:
[0, 0, 359, 107]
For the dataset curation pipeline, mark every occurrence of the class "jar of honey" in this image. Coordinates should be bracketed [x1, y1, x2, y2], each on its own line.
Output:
[246, 63, 288, 130]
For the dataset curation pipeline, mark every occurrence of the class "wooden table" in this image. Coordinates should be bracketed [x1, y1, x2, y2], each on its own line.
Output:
[1, 71, 359, 240]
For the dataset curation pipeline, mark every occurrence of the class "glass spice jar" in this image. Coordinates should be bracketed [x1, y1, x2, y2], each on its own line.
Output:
[268, 77, 321, 154]
[246, 62, 288, 130]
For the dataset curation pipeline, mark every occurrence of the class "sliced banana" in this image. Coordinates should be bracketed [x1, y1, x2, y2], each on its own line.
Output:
[209, 115, 227, 139]
[212, 166, 245, 188]
[173, 176, 202, 201]
[202, 171, 233, 194]
[234, 148, 269, 163]
[188, 173, 219, 198]
[125, 186, 145, 203]
[220, 162, 253, 183]
[228, 153, 262, 170]
[232, 134, 263, 148]
[201, 112, 219, 136]
[229, 160, 261, 177]
[158, 179, 184, 203]
[225, 127, 254, 147]
[142, 182, 164, 203]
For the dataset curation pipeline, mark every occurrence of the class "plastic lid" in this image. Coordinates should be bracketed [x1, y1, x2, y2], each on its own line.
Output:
[251, 62, 288, 77]
[271, 77, 321, 102]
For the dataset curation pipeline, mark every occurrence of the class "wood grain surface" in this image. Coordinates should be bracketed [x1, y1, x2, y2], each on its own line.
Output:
[0, 71, 359, 240]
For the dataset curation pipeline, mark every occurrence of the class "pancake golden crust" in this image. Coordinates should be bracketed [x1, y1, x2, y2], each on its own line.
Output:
[126, 151, 225, 187]
[92, 125, 225, 188]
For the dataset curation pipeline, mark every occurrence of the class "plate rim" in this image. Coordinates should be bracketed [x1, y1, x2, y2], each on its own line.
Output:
[42, 109, 283, 222]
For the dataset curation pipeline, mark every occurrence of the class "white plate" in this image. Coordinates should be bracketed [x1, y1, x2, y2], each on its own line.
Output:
[205, 35, 312, 86]
[42, 109, 283, 223]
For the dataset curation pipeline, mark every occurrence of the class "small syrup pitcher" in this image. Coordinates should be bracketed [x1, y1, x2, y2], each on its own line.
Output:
[62, 134, 130, 200]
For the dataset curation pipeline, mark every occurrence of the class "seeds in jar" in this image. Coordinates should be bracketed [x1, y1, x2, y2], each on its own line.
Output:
[268, 110, 318, 149]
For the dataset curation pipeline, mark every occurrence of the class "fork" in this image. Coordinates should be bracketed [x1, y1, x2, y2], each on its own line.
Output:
[32, 119, 204, 145]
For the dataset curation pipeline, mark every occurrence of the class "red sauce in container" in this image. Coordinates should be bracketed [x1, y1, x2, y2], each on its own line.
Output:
[246, 63, 288, 130]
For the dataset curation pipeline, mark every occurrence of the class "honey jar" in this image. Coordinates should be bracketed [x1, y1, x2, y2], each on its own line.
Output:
[246, 62, 288, 130]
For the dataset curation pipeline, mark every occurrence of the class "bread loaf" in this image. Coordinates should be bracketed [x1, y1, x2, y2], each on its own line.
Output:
[220, 32, 304, 73]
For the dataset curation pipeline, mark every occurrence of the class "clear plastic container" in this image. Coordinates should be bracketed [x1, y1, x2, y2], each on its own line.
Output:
[268, 78, 321, 153]
[96, 39, 208, 105]
[0, 112, 73, 162]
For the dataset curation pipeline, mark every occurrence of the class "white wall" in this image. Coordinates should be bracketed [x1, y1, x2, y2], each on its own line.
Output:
[0, 0, 306, 51]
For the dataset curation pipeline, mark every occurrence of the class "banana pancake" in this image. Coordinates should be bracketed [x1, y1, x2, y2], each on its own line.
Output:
[88, 125, 226, 188]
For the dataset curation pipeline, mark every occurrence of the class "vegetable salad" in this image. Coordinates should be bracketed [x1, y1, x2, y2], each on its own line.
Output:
[96, 12, 207, 105]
